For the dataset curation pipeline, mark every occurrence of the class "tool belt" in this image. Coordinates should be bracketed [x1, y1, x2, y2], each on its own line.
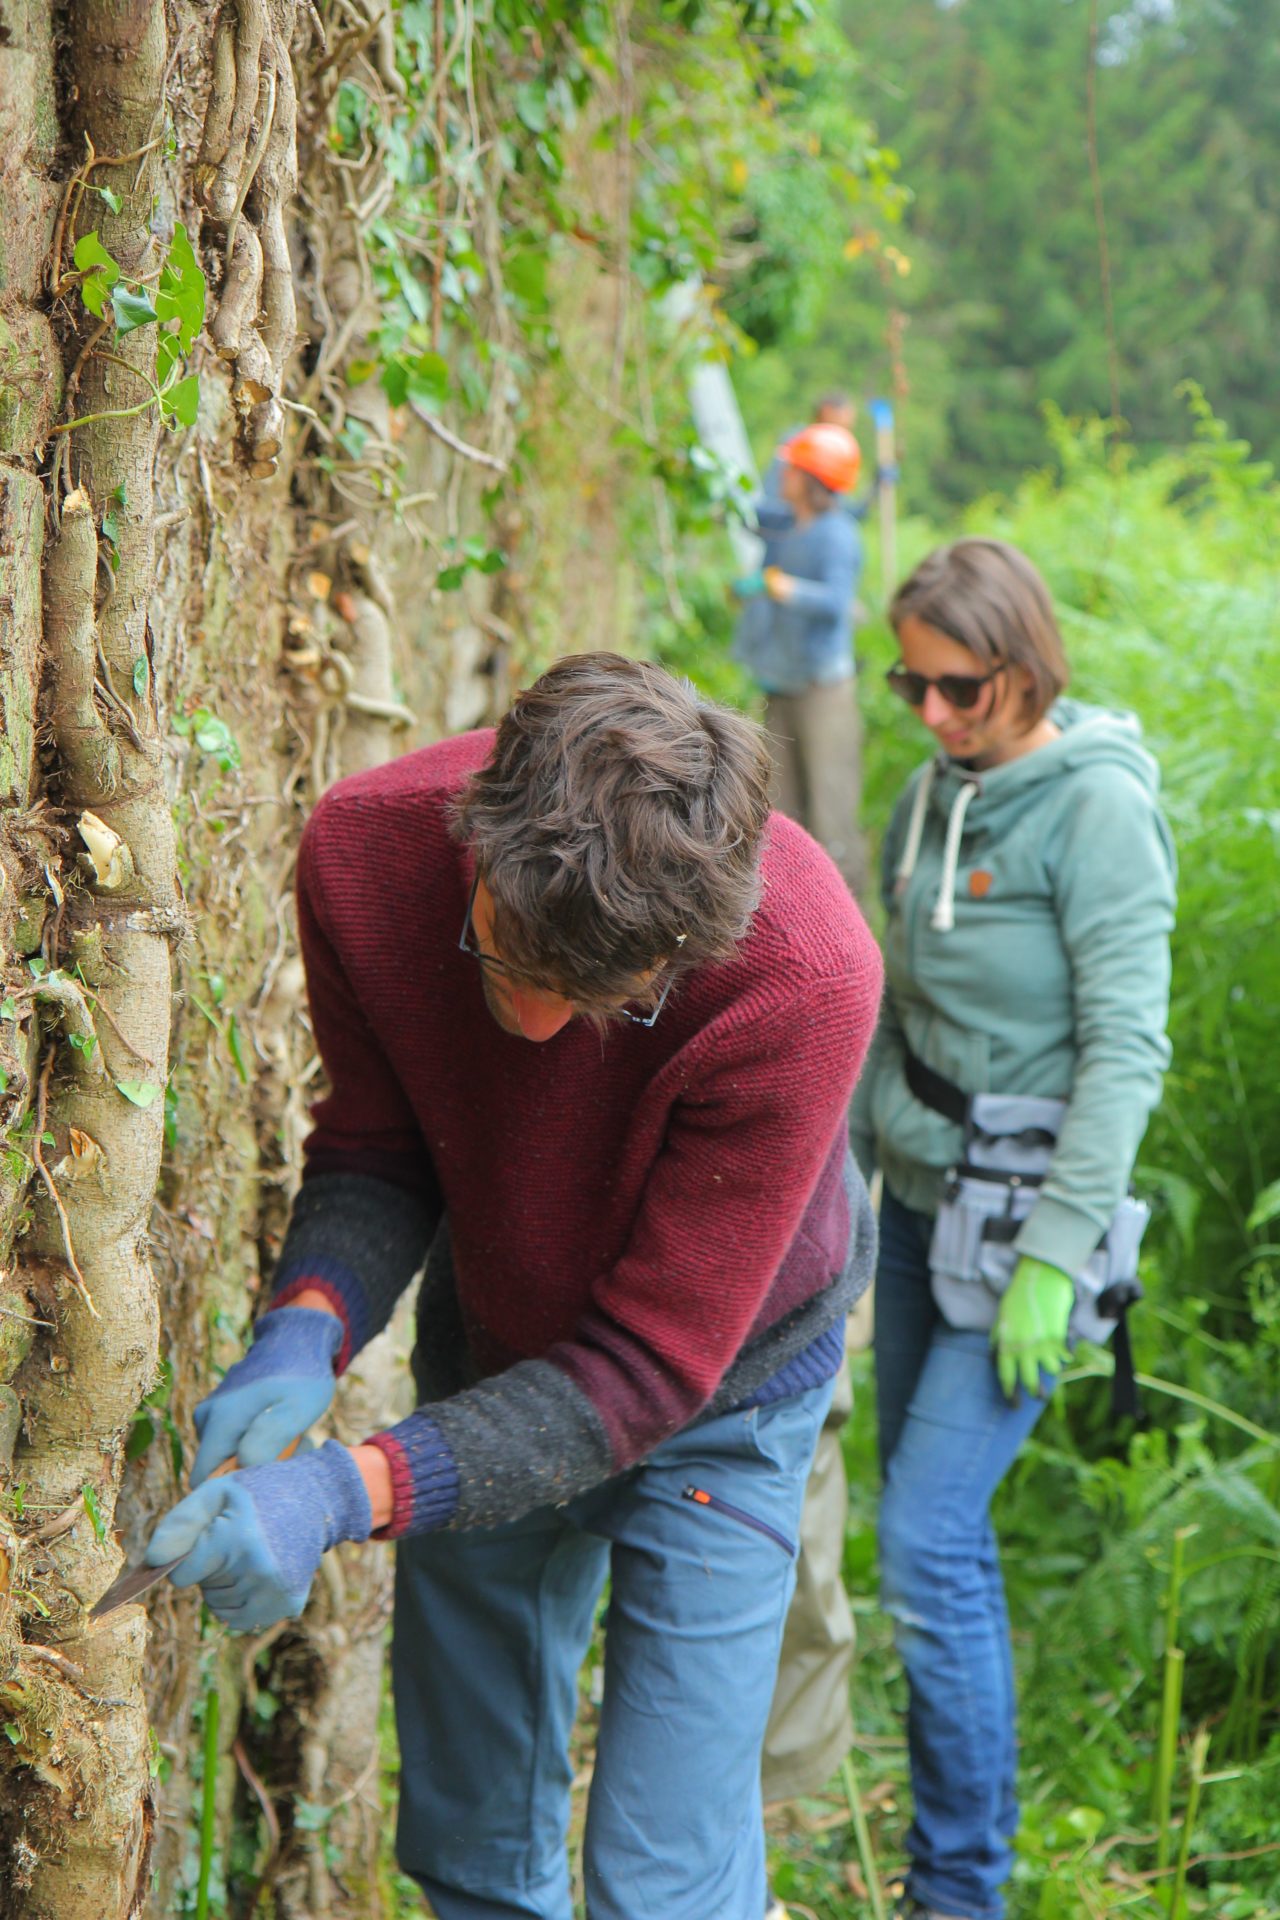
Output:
[905, 1046, 1147, 1417]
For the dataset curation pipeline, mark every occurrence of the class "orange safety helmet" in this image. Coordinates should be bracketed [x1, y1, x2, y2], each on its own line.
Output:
[779, 422, 862, 494]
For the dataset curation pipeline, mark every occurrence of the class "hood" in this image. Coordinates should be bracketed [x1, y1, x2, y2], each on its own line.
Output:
[894, 700, 1161, 933]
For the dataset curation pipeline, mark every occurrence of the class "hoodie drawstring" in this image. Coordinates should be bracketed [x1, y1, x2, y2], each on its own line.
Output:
[930, 778, 980, 932]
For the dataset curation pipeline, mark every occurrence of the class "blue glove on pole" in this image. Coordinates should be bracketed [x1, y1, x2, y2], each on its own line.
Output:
[191, 1307, 343, 1488]
[146, 1441, 373, 1632]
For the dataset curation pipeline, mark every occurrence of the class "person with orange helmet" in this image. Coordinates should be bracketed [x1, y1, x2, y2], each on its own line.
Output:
[732, 409, 869, 902]
[730, 407, 870, 1874]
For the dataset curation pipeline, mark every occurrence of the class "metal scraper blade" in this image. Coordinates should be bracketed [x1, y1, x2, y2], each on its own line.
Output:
[89, 1554, 183, 1624]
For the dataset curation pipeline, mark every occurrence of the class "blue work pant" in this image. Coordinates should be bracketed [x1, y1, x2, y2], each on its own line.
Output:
[391, 1380, 834, 1920]
[875, 1190, 1053, 1920]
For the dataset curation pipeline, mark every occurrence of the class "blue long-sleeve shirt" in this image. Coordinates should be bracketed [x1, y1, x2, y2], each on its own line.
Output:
[733, 505, 862, 696]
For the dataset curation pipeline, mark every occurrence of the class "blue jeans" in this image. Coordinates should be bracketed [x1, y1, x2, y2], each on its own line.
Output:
[875, 1190, 1053, 1920]
[391, 1380, 834, 1920]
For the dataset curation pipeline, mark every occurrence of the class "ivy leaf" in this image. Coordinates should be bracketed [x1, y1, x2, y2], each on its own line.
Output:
[155, 222, 207, 351]
[133, 656, 149, 697]
[3, 1724, 20, 1746]
[72, 230, 120, 317]
[1248, 1179, 1280, 1233]
[156, 333, 181, 388]
[111, 284, 158, 334]
[159, 374, 200, 428]
[226, 1014, 249, 1086]
[436, 563, 467, 591]
[194, 712, 237, 759]
[515, 82, 549, 133]
[344, 357, 378, 387]
[95, 184, 123, 215]
[115, 1079, 161, 1108]
[0, 997, 16, 1020]
[380, 358, 409, 409]
[406, 352, 450, 420]
[81, 1483, 107, 1544]
[102, 507, 122, 573]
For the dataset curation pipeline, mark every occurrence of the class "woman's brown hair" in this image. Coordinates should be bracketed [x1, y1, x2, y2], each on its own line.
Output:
[889, 538, 1069, 725]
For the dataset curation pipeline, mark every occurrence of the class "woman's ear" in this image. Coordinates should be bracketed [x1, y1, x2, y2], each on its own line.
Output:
[1011, 661, 1039, 721]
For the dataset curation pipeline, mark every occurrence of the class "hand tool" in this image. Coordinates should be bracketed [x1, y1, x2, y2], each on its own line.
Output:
[88, 1439, 299, 1624]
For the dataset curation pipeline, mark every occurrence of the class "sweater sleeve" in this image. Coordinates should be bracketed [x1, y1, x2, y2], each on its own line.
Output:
[1014, 768, 1176, 1274]
[780, 527, 859, 621]
[270, 823, 442, 1367]
[366, 950, 883, 1538]
[752, 498, 796, 535]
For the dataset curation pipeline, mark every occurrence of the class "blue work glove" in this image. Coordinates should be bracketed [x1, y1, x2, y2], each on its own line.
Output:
[191, 1307, 342, 1488]
[730, 569, 766, 598]
[147, 1441, 373, 1632]
[992, 1256, 1074, 1401]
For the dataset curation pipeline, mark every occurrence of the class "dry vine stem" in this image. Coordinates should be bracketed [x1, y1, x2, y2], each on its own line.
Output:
[198, 0, 301, 477]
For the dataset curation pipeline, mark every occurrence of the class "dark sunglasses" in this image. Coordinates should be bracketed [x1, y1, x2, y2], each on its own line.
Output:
[458, 875, 676, 1029]
[885, 663, 1003, 712]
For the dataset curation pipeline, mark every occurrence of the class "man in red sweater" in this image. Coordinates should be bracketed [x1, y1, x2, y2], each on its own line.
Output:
[149, 653, 882, 1919]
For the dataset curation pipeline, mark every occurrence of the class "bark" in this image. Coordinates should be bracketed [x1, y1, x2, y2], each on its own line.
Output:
[1, 0, 178, 1908]
[0, 1, 642, 1910]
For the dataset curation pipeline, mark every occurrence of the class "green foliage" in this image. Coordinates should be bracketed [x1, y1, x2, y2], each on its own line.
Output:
[315, 0, 898, 608]
[115, 1079, 161, 1108]
[127, 1356, 183, 1478]
[736, 0, 1280, 513]
[65, 222, 205, 434]
[171, 706, 241, 773]
[80, 1482, 107, 1544]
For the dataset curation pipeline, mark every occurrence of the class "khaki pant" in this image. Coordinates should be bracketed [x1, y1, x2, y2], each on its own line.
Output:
[761, 1359, 856, 1803]
[765, 680, 868, 900]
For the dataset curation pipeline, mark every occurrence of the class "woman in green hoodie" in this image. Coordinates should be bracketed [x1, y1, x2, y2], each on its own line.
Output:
[851, 539, 1176, 1920]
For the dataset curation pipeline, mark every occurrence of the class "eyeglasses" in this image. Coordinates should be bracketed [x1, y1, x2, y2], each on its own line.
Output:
[458, 875, 676, 1029]
[886, 663, 1004, 711]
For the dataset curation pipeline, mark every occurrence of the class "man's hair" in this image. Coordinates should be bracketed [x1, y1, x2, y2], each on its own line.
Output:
[889, 538, 1069, 726]
[814, 389, 854, 423]
[452, 653, 773, 1012]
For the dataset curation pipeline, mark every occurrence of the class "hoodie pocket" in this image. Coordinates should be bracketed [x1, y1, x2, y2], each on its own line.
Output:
[682, 1485, 797, 1558]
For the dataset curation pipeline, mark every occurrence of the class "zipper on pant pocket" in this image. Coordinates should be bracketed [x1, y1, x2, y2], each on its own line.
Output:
[682, 1485, 796, 1558]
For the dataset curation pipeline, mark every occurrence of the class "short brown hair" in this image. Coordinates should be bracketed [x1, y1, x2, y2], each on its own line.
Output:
[452, 653, 772, 1011]
[889, 538, 1069, 725]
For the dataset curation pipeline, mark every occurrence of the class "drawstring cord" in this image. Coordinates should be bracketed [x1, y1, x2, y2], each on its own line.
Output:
[931, 778, 980, 931]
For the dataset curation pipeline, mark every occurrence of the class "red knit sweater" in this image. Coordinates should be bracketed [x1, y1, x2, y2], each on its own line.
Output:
[281, 730, 882, 1534]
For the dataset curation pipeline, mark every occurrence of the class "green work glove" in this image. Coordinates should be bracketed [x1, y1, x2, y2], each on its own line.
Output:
[992, 1256, 1075, 1401]
[730, 569, 766, 598]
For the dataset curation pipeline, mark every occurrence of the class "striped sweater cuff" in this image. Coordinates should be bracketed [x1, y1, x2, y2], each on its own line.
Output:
[365, 1416, 460, 1539]
[272, 1272, 361, 1374]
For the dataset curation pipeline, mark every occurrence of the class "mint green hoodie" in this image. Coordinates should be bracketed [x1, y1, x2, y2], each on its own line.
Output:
[850, 699, 1177, 1275]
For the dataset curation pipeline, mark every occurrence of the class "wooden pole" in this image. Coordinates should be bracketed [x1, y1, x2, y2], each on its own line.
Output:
[870, 397, 897, 598]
